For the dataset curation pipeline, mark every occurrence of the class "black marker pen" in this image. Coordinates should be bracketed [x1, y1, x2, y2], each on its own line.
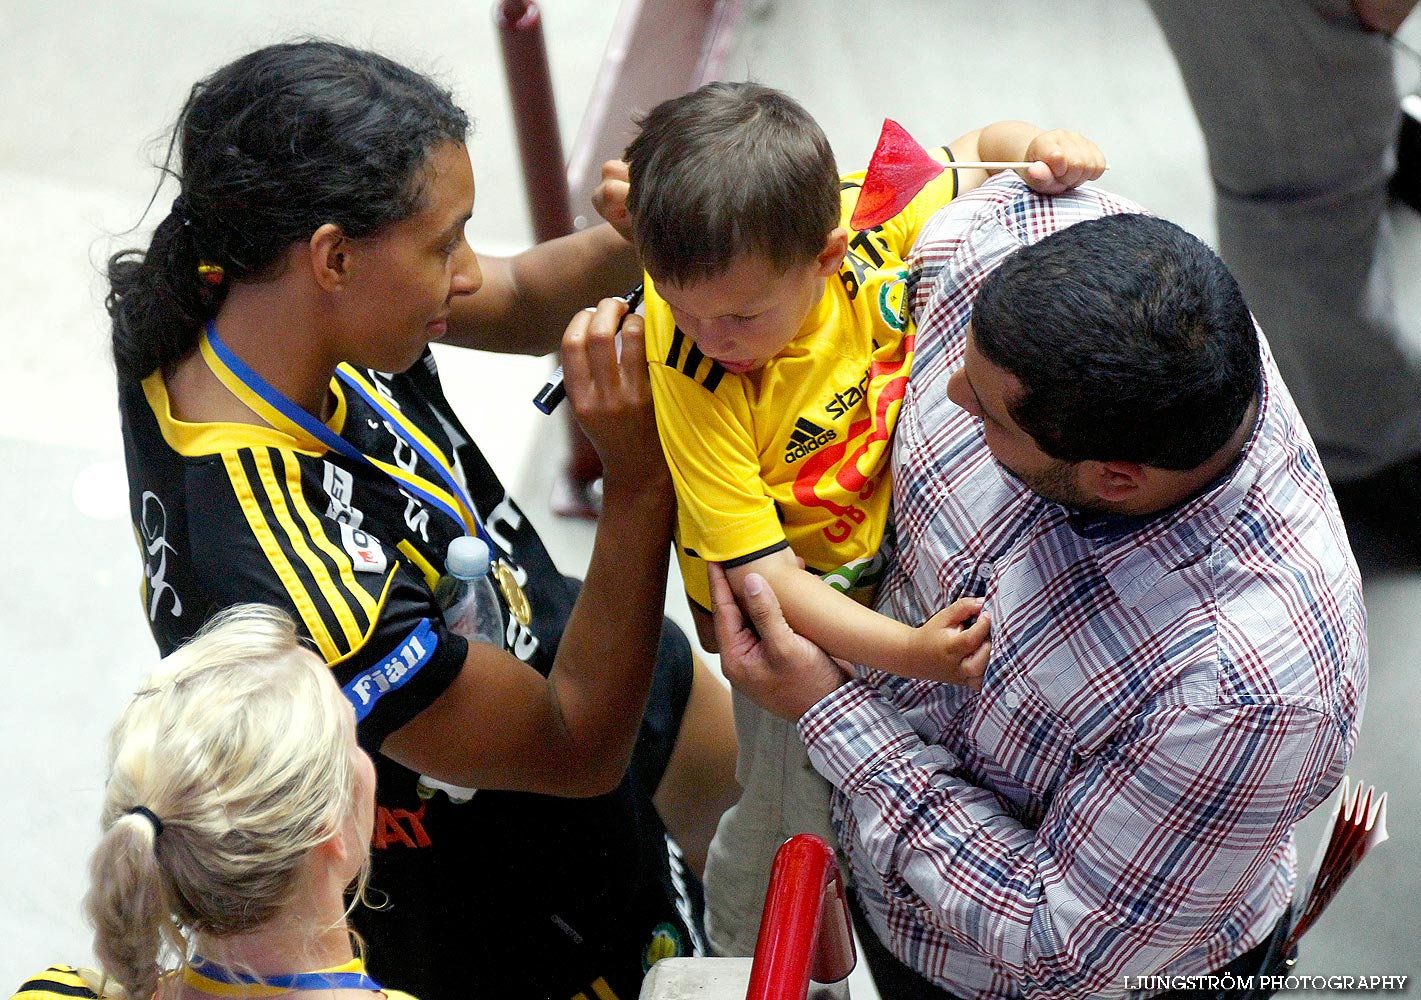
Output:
[533, 283, 646, 414]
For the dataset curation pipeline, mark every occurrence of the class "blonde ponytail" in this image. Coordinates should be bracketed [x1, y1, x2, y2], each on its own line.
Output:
[84, 605, 359, 998]
[84, 814, 180, 1000]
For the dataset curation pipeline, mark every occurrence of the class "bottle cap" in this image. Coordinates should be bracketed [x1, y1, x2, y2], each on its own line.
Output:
[445, 535, 491, 579]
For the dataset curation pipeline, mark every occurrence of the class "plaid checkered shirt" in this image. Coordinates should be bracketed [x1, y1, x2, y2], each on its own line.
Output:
[797, 176, 1367, 999]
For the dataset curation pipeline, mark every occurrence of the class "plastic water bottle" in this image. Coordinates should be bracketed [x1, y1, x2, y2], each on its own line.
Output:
[435, 536, 504, 646]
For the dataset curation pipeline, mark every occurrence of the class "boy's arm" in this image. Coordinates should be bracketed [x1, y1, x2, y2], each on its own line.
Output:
[723, 548, 991, 687]
[875, 124, 1106, 255]
[948, 121, 1106, 197]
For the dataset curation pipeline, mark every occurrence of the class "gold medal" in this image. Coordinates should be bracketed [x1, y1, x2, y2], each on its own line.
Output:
[492, 559, 532, 626]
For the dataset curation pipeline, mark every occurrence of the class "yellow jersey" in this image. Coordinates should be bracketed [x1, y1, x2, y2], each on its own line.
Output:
[644, 148, 959, 610]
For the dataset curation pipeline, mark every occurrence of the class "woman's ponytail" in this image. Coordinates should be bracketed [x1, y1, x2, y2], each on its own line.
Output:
[83, 605, 363, 995]
[83, 812, 176, 1000]
[106, 202, 226, 384]
[106, 40, 469, 385]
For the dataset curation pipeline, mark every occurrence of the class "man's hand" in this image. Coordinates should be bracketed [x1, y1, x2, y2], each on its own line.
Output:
[710, 563, 855, 721]
[591, 159, 633, 242]
[1352, 0, 1418, 33]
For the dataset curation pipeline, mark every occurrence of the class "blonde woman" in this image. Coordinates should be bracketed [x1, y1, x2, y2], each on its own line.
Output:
[13, 604, 401, 1000]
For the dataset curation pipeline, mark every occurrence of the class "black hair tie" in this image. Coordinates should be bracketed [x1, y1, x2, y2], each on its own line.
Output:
[126, 805, 165, 837]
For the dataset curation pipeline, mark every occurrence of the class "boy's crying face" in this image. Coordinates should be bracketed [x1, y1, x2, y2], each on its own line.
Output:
[655, 237, 846, 375]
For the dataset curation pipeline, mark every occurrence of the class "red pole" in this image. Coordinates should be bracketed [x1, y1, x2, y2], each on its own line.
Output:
[746, 834, 856, 999]
[495, 0, 603, 515]
[494, 0, 575, 244]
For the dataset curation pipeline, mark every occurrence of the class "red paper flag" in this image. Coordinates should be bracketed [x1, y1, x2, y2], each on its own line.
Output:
[1284, 776, 1389, 953]
[850, 118, 946, 231]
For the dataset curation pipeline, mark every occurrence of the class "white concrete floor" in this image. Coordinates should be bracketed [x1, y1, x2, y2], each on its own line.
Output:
[3, 1, 1419, 995]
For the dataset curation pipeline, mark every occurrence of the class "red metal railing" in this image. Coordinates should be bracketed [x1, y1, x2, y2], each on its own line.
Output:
[494, 0, 745, 238]
[746, 834, 856, 999]
[493, 0, 575, 243]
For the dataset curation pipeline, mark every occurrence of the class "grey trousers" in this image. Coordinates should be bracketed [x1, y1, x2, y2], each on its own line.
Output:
[702, 688, 839, 956]
[1148, 0, 1421, 480]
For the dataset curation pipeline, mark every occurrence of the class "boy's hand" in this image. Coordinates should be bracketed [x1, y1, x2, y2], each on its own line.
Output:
[1020, 130, 1107, 194]
[592, 159, 634, 242]
[910, 597, 992, 689]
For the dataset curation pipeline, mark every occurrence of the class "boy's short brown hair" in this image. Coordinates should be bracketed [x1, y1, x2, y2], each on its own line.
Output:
[625, 81, 839, 286]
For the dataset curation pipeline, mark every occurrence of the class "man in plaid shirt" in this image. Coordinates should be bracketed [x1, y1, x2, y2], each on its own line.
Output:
[711, 175, 1367, 999]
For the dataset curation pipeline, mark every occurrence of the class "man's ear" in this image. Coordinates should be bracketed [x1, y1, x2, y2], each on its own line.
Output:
[815, 227, 849, 277]
[1085, 460, 1146, 503]
[309, 223, 351, 292]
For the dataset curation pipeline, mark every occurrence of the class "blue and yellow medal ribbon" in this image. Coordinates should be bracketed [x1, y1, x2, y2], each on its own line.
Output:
[185, 957, 381, 997]
[201, 320, 492, 550]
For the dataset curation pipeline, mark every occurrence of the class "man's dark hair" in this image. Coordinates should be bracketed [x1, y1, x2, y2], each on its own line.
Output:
[971, 213, 1261, 471]
[624, 81, 839, 286]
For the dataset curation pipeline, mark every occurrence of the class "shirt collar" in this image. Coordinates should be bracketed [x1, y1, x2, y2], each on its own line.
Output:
[1063, 455, 1241, 543]
[1068, 376, 1272, 608]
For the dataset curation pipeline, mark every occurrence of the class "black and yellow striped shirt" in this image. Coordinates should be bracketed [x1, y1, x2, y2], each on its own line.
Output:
[12, 966, 104, 1000]
[116, 348, 704, 1000]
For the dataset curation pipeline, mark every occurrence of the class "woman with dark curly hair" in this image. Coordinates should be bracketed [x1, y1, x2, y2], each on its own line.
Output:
[99, 39, 734, 1000]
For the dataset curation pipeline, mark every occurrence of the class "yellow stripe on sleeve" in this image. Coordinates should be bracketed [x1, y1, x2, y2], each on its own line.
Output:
[590, 977, 621, 1000]
[282, 455, 379, 624]
[223, 451, 341, 660]
[10, 966, 103, 1000]
[251, 450, 365, 650]
[324, 563, 401, 669]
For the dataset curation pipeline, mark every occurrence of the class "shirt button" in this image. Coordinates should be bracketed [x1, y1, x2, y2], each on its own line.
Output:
[1001, 690, 1020, 710]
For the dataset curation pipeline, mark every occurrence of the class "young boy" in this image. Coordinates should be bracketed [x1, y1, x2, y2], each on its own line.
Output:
[626, 82, 1103, 679]
[620, 81, 1106, 952]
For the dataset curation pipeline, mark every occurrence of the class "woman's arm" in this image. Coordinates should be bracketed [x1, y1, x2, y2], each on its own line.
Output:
[441, 223, 642, 356]
[381, 298, 674, 796]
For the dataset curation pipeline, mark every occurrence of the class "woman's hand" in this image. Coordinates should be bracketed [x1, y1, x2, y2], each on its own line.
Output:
[558, 296, 668, 497]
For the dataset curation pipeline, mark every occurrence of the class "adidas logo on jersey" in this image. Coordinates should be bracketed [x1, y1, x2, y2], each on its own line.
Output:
[784, 417, 837, 463]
